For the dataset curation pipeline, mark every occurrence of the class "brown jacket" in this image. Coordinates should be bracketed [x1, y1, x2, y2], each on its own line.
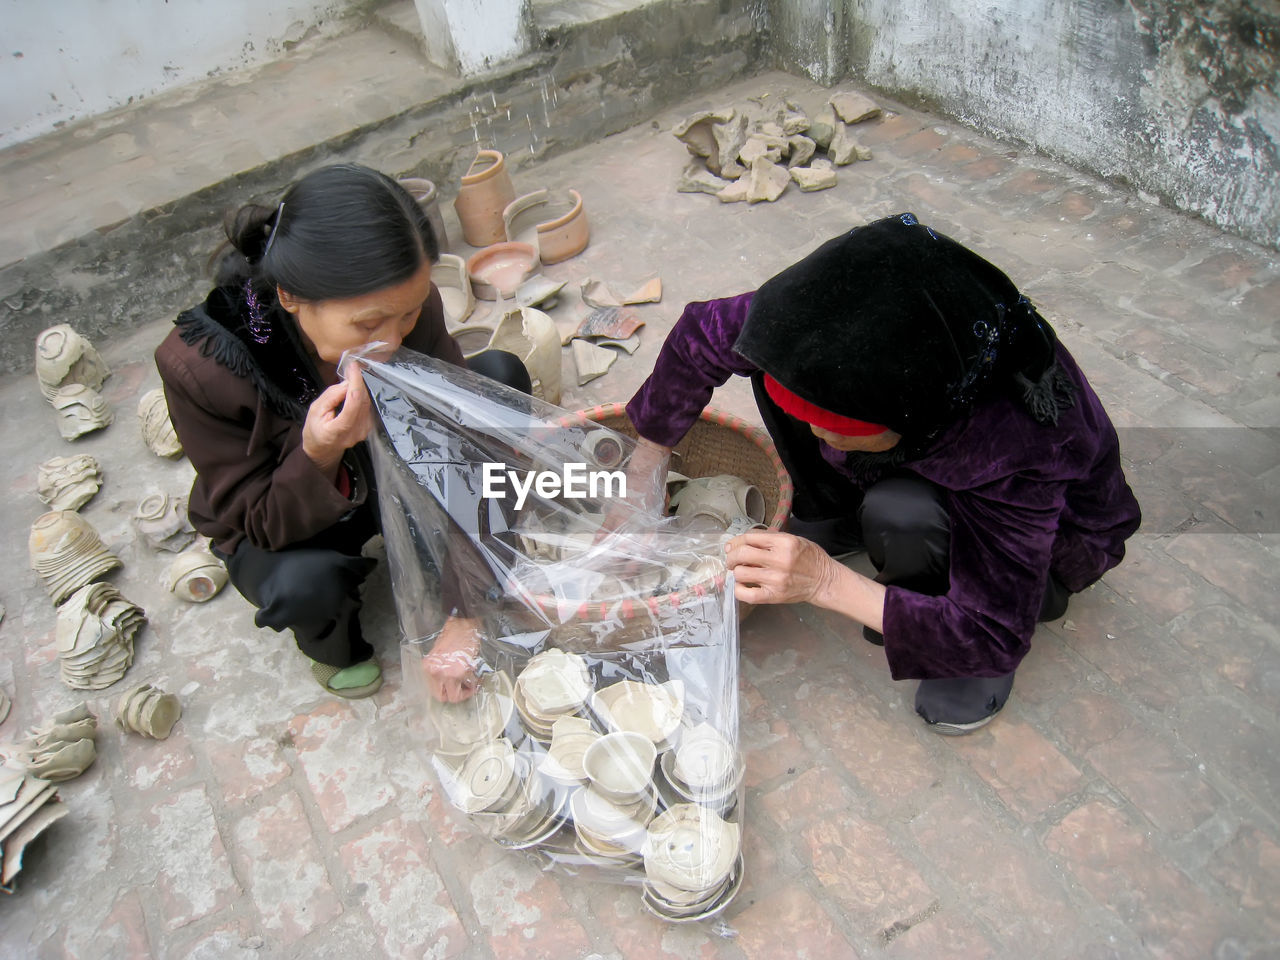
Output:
[155, 282, 464, 555]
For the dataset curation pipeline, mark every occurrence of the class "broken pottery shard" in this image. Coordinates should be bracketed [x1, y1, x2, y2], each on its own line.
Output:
[134, 492, 196, 553]
[808, 107, 837, 151]
[0, 690, 9, 727]
[580, 278, 622, 309]
[622, 278, 662, 305]
[716, 179, 750, 203]
[51, 384, 112, 440]
[514, 275, 566, 309]
[828, 123, 872, 165]
[29, 510, 122, 605]
[780, 106, 810, 137]
[574, 307, 645, 341]
[677, 161, 731, 196]
[35, 324, 110, 402]
[36, 454, 102, 511]
[115, 684, 182, 739]
[138, 388, 183, 458]
[747, 158, 791, 204]
[757, 121, 785, 139]
[790, 159, 838, 192]
[0, 782, 68, 887]
[572, 339, 618, 385]
[596, 334, 642, 354]
[672, 108, 736, 160]
[828, 90, 882, 124]
[739, 134, 787, 167]
[709, 113, 748, 178]
[719, 158, 747, 180]
[787, 135, 816, 168]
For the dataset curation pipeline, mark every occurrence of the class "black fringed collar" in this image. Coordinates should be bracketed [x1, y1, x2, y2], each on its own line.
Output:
[175, 284, 321, 422]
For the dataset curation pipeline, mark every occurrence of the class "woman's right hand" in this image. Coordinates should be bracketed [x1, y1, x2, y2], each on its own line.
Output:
[422, 616, 483, 702]
[302, 366, 372, 476]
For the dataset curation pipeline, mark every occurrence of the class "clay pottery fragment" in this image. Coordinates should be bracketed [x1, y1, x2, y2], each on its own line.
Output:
[791, 159, 838, 192]
[454, 149, 516, 247]
[573, 340, 617, 385]
[454, 306, 561, 403]
[828, 90, 882, 124]
[672, 108, 735, 161]
[535, 189, 588, 264]
[133, 492, 196, 552]
[757, 120, 785, 139]
[709, 114, 749, 178]
[141, 692, 182, 739]
[29, 511, 121, 604]
[35, 324, 109, 401]
[114, 683, 152, 729]
[397, 177, 450, 252]
[167, 546, 228, 602]
[36, 454, 102, 511]
[595, 335, 641, 354]
[51, 384, 112, 440]
[746, 158, 790, 204]
[716, 179, 750, 203]
[780, 106, 810, 136]
[20, 737, 96, 782]
[580, 279, 622, 309]
[434, 254, 476, 331]
[52, 702, 94, 725]
[573, 306, 644, 340]
[677, 162, 731, 196]
[786, 135, 816, 168]
[137, 388, 183, 458]
[0, 690, 9, 727]
[622, 278, 662, 305]
[738, 134, 785, 167]
[808, 107, 837, 151]
[466, 242, 538, 301]
[514, 274, 566, 309]
[669, 475, 766, 526]
[829, 123, 872, 165]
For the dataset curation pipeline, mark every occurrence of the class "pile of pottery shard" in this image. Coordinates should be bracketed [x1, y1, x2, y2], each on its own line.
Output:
[402, 152, 664, 392]
[674, 89, 882, 203]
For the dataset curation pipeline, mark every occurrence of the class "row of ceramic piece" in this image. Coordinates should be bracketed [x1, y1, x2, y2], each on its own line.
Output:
[29, 508, 228, 604]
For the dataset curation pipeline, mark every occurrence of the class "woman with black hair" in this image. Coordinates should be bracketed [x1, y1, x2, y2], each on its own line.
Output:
[625, 213, 1141, 733]
[155, 163, 526, 699]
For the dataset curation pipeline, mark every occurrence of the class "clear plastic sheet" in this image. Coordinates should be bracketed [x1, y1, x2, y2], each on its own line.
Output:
[353, 347, 746, 922]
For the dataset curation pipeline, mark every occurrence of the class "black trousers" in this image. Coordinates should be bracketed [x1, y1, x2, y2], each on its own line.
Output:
[751, 374, 1069, 641]
[218, 350, 532, 667]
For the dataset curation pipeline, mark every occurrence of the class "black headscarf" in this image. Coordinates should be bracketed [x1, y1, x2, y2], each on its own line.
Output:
[734, 213, 1075, 440]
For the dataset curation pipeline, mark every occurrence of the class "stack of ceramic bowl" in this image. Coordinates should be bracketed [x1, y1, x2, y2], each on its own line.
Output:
[641, 803, 744, 922]
[426, 671, 515, 758]
[569, 784, 656, 863]
[166, 546, 228, 602]
[29, 511, 122, 605]
[514, 649, 592, 741]
[133, 493, 195, 553]
[137, 388, 183, 458]
[54, 582, 145, 690]
[114, 683, 182, 739]
[36, 455, 102, 511]
[590, 678, 685, 752]
[51, 383, 112, 439]
[658, 722, 744, 816]
[35, 324, 109, 401]
[442, 739, 564, 848]
[538, 716, 599, 787]
[12, 702, 98, 782]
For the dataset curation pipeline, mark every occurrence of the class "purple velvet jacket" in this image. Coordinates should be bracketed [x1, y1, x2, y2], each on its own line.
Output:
[626, 293, 1141, 681]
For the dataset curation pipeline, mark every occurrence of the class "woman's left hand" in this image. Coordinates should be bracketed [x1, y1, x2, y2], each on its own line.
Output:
[725, 530, 839, 605]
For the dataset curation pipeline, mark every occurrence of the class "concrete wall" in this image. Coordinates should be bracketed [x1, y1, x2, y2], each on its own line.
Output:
[772, 0, 1280, 250]
[0, 0, 360, 149]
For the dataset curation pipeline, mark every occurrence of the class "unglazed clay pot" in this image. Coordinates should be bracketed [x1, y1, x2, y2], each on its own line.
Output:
[133, 492, 196, 553]
[55, 582, 145, 690]
[435, 253, 476, 330]
[29, 510, 122, 604]
[138, 388, 183, 458]
[35, 324, 109, 401]
[453, 150, 516, 247]
[36, 454, 102, 511]
[398, 177, 450, 252]
[114, 683, 182, 739]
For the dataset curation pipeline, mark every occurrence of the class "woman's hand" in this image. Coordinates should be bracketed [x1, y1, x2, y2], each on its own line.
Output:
[302, 365, 372, 477]
[725, 530, 839, 605]
[422, 616, 483, 702]
[598, 436, 672, 538]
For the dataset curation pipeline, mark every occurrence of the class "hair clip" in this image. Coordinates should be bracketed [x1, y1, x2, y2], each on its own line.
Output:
[262, 201, 285, 260]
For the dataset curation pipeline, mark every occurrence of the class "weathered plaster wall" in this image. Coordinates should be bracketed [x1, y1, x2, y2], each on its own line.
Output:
[0, 0, 361, 149]
[773, 0, 1280, 250]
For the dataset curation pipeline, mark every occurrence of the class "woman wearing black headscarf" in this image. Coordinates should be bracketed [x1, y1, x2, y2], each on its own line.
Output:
[626, 213, 1140, 733]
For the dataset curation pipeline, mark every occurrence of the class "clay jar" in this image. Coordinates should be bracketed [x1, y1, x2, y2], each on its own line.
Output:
[398, 177, 450, 252]
[454, 150, 516, 247]
[504, 189, 590, 265]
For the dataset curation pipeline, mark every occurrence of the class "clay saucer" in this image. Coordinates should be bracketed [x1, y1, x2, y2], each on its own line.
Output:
[591, 679, 685, 749]
[466, 242, 538, 301]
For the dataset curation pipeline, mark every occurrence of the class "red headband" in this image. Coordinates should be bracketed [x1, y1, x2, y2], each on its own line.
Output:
[763, 374, 889, 437]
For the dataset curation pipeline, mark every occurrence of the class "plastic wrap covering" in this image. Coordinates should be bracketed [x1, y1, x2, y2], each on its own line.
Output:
[356, 347, 746, 923]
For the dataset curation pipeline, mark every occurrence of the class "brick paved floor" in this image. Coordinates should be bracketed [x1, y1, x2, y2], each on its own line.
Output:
[1, 62, 1277, 959]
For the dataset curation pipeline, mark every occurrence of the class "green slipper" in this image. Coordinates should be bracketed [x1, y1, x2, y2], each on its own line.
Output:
[311, 659, 383, 699]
